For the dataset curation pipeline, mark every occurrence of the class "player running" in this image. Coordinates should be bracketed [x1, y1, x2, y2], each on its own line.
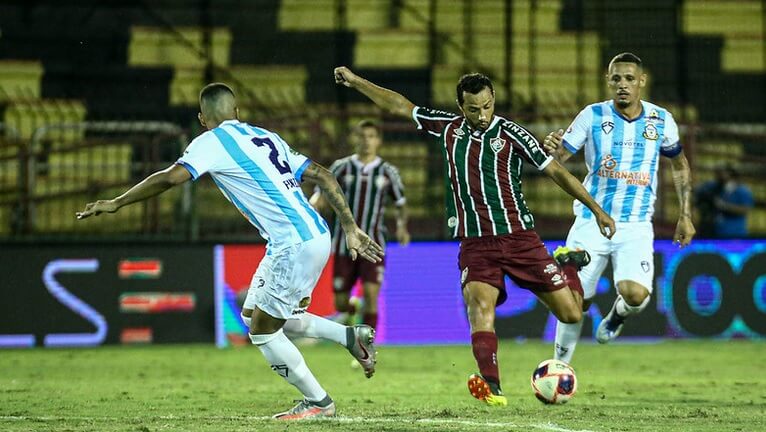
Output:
[311, 120, 410, 330]
[334, 66, 616, 406]
[76, 83, 384, 420]
[543, 53, 695, 363]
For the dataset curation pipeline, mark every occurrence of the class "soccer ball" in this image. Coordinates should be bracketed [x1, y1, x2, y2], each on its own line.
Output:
[530, 359, 577, 404]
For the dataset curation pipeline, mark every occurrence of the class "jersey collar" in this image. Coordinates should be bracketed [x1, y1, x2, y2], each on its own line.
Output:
[351, 154, 382, 173]
[466, 115, 500, 137]
[609, 101, 645, 123]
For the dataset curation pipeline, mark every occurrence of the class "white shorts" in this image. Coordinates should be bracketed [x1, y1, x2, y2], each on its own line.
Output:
[566, 216, 654, 299]
[242, 233, 331, 320]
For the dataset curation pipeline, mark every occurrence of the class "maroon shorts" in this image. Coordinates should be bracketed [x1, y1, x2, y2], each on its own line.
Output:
[458, 230, 568, 305]
[333, 255, 385, 293]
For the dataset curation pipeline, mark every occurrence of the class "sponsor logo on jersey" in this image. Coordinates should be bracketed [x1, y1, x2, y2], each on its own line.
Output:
[544, 263, 558, 274]
[598, 154, 650, 185]
[601, 121, 614, 135]
[489, 137, 506, 153]
[643, 124, 659, 140]
[601, 154, 618, 170]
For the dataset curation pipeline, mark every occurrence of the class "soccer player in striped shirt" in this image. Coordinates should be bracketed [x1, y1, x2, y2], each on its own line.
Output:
[310, 120, 410, 330]
[543, 53, 695, 363]
[334, 66, 616, 406]
[77, 83, 384, 420]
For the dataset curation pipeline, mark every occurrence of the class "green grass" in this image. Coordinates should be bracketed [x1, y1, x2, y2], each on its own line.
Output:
[0, 340, 763, 431]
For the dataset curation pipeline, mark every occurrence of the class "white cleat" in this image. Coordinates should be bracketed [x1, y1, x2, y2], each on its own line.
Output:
[348, 325, 377, 378]
[273, 399, 336, 420]
[596, 306, 624, 344]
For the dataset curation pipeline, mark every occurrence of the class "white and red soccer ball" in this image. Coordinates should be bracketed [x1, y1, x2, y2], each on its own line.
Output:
[531, 359, 578, 404]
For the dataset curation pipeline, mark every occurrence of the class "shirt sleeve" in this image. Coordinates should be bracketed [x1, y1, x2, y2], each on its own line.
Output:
[385, 164, 406, 206]
[504, 122, 553, 171]
[660, 112, 683, 158]
[561, 107, 591, 155]
[176, 133, 219, 181]
[272, 133, 312, 182]
[412, 106, 459, 137]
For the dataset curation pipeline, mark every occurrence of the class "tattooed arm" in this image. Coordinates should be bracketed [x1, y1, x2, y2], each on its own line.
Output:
[669, 151, 696, 247]
[301, 162, 384, 262]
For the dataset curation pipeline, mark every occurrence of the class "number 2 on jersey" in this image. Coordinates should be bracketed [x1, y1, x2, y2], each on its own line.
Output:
[251, 137, 291, 174]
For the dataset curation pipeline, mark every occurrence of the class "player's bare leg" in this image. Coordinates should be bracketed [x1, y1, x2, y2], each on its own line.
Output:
[243, 307, 335, 420]
[362, 281, 381, 328]
[462, 281, 507, 406]
[597, 280, 651, 343]
[331, 289, 357, 325]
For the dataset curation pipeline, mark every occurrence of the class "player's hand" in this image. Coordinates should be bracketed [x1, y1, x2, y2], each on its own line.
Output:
[396, 226, 411, 247]
[595, 211, 616, 239]
[673, 216, 695, 248]
[334, 66, 358, 88]
[543, 129, 564, 155]
[345, 227, 384, 263]
[76, 199, 118, 220]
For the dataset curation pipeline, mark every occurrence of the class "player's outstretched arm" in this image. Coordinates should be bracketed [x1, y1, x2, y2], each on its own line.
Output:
[76, 164, 191, 220]
[543, 160, 616, 239]
[334, 66, 415, 119]
[301, 161, 384, 263]
[669, 151, 695, 247]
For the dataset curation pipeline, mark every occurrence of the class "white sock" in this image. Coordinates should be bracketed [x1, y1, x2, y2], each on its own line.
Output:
[614, 295, 651, 318]
[283, 313, 348, 347]
[554, 319, 584, 364]
[249, 329, 327, 402]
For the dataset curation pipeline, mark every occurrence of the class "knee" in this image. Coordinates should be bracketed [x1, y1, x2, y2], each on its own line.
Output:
[249, 329, 282, 346]
[557, 304, 582, 324]
[623, 288, 650, 306]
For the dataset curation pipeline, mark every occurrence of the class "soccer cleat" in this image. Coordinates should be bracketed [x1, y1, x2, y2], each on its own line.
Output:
[348, 325, 377, 378]
[596, 301, 625, 344]
[273, 399, 336, 420]
[467, 374, 508, 407]
[553, 246, 591, 270]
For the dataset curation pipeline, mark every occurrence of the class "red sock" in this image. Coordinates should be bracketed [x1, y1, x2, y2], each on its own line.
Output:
[561, 264, 584, 298]
[363, 312, 377, 329]
[471, 331, 499, 385]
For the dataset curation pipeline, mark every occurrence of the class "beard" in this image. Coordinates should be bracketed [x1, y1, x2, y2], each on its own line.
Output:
[615, 99, 631, 108]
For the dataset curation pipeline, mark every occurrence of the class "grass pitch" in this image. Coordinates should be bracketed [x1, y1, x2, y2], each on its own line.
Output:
[1, 340, 763, 432]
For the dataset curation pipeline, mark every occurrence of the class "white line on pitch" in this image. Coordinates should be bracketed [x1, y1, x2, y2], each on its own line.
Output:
[0, 415, 597, 432]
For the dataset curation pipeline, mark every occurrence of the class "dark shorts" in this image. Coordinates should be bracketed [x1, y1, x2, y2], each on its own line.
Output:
[458, 230, 568, 306]
[333, 255, 386, 293]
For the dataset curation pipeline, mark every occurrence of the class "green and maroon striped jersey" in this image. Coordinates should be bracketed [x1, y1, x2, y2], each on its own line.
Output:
[413, 106, 553, 238]
[326, 155, 406, 256]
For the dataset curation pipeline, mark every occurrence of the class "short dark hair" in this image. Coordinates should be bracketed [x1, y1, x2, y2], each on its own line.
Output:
[356, 119, 381, 134]
[199, 82, 235, 103]
[609, 52, 643, 69]
[456, 73, 494, 105]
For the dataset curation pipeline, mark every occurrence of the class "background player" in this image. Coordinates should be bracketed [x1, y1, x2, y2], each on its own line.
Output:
[311, 119, 410, 329]
[76, 83, 384, 420]
[543, 53, 695, 363]
[334, 66, 616, 406]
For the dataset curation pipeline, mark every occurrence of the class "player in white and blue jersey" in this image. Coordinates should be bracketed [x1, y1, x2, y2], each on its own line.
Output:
[77, 83, 384, 420]
[543, 53, 695, 363]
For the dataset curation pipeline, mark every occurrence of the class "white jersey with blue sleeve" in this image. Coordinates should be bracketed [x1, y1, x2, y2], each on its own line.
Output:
[562, 100, 681, 222]
[176, 119, 328, 246]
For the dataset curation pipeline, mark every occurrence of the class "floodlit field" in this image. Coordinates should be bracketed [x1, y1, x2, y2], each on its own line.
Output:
[1, 340, 763, 432]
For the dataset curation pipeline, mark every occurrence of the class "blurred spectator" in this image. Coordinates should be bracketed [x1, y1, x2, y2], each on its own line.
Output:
[694, 164, 753, 238]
